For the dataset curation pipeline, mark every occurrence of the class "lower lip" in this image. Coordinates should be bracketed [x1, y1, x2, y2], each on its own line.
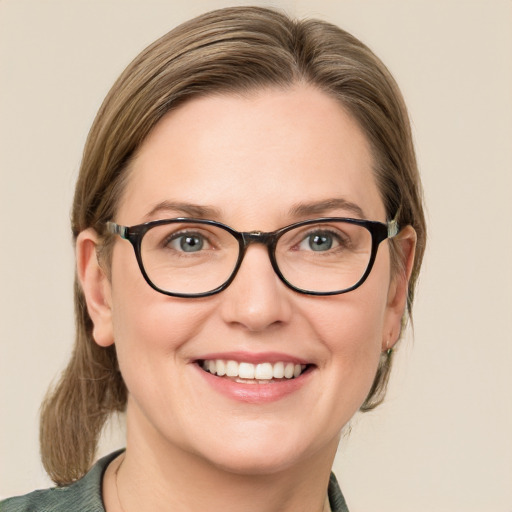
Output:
[193, 364, 313, 404]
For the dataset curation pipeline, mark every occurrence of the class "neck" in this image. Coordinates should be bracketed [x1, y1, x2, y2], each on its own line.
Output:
[105, 406, 338, 512]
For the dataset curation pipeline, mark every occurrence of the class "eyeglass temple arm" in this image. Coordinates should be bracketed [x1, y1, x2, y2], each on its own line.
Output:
[387, 218, 399, 238]
[106, 221, 129, 239]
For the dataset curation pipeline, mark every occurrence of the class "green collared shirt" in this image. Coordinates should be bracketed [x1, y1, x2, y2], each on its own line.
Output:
[1, 451, 349, 512]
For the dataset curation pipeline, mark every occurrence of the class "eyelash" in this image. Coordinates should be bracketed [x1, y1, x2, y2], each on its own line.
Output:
[163, 230, 214, 250]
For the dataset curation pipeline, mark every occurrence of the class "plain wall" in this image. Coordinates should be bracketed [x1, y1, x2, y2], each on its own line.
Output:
[1, 1, 511, 510]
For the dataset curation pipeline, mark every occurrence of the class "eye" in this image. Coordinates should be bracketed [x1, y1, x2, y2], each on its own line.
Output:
[167, 232, 208, 253]
[298, 231, 340, 252]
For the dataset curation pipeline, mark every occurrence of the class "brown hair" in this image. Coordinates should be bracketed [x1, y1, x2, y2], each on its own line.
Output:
[40, 6, 426, 485]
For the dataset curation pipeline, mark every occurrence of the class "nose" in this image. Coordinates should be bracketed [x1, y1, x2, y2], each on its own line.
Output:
[218, 244, 293, 332]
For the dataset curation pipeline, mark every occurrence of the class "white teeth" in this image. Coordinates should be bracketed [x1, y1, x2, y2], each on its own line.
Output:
[272, 362, 284, 378]
[284, 362, 295, 379]
[216, 360, 226, 376]
[255, 363, 273, 380]
[238, 362, 255, 379]
[226, 360, 238, 377]
[201, 359, 308, 380]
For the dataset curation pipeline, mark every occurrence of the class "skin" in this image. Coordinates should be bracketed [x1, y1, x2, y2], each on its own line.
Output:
[77, 85, 416, 512]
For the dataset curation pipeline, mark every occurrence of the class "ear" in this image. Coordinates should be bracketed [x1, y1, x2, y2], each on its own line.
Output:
[76, 228, 115, 347]
[382, 225, 417, 351]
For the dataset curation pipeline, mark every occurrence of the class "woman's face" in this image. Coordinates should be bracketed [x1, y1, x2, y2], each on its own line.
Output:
[84, 85, 409, 475]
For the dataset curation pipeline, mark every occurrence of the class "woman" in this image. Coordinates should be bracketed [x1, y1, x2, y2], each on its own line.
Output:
[2, 6, 425, 511]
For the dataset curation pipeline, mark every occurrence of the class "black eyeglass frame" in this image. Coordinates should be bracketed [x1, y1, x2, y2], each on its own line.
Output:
[106, 217, 399, 298]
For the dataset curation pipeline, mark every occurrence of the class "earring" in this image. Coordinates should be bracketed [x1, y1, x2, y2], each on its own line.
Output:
[384, 337, 393, 357]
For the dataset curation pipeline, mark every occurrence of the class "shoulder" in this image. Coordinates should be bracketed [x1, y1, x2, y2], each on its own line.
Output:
[328, 472, 350, 512]
[0, 450, 123, 512]
[0, 485, 99, 512]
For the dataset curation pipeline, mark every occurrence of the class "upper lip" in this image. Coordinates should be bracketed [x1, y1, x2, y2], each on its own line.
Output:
[193, 351, 312, 365]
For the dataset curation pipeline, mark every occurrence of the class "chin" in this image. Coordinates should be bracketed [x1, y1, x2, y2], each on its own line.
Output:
[203, 444, 310, 477]
[185, 422, 336, 477]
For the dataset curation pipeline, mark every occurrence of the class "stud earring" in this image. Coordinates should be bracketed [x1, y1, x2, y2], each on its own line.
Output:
[384, 337, 393, 357]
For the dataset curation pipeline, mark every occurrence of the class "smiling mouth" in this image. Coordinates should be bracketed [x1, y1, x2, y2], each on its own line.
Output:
[198, 360, 311, 384]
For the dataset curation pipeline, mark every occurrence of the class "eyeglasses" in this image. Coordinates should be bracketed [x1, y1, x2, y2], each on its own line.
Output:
[106, 217, 399, 298]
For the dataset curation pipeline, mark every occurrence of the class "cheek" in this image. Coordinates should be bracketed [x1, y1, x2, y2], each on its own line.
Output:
[305, 278, 389, 354]
[108, 247, 214, 381]
[308, 297, 385, 385]
[300, 264, 391, 397]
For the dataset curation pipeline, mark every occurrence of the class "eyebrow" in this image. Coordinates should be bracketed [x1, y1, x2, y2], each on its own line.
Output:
[289, 198, 366, 219]
[143, 197, 366, 223]
[144, 201, 223, 220]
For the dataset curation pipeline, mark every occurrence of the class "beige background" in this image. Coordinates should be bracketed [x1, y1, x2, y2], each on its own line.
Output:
[1, 0, 511, 510]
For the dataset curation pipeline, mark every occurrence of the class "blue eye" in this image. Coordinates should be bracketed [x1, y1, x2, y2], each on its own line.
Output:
[308, 233, 333, 251]
[168, 233, 206, 252]
[311, 234, 331, 251]
[181, 235, 203, 252]
[297, 231, 340, 252]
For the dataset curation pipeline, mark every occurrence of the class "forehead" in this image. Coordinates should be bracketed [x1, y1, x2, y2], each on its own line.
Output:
[118, 85, 385, 227]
